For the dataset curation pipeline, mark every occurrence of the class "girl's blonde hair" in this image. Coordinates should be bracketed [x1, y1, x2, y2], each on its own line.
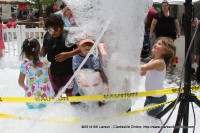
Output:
[157, 37, 176, 68]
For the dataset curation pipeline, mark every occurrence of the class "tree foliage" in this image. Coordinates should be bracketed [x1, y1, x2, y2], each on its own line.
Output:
[27, 0, 57, 17]
[28, 0, 56, 8]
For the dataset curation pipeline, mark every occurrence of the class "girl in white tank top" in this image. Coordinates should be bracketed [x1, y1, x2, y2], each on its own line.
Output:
[141, 37, 176, 117]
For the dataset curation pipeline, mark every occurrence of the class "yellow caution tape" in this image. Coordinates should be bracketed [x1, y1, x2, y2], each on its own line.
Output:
[0, 96, 199, 123]
[118, 100, 174, 118]
[0, 86, 199, 103]
[0, 113, 80, 123]
[0, 100, 174, 123]
[0, 97, 68, 103]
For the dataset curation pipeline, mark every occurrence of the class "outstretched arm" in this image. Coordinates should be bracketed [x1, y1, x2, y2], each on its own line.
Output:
[140, 59, 165, 75]
[55, 47, 81, 62]
[116, 65, 138, 71]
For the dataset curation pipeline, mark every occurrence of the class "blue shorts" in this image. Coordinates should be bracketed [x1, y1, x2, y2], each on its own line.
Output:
[26, 103, 46, 109]
[144, 95, 167, 117]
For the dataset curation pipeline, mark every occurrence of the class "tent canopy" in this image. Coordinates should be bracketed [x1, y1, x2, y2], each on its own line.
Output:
[0, 0, 28, 4]
[153, 0, 200, 5]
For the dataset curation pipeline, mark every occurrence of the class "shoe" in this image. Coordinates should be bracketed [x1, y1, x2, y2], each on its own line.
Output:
[98, 101, 106, 107]
[126, 108, 131, 113]
[38, 104, 46, 108]
[27, 104, 35, 109]
[70, 102, 81, 105]
[70, 93, 81, 105]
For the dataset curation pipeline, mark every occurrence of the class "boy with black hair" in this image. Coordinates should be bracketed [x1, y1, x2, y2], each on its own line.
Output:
[41, 14, 80, 96]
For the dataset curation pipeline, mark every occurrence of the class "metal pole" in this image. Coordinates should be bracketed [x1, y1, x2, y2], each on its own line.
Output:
[183, 0, 192, 132]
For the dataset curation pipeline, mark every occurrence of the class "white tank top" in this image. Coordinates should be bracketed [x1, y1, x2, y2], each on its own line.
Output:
[145, 59, 166, 96]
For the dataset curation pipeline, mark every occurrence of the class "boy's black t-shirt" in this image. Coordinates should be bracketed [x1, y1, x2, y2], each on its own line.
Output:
[154, 11, 177, 40]
[43, 30, 77, 76]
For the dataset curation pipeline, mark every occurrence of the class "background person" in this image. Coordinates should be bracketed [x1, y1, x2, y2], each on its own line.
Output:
[53, 3, 58, 13]
[145, 6, 157, 47]
[149, 0, 181, 40]
[191, 3, 200, 82]
[55, 6, 76, 27]
[27, 9, 36, 20]
[192, 18, 200, 82]
[149, 0, 180, 70]
[6, 17, 17, 28]
[141, 6, 158, 58]
[0, 18, 7, 59]
[38, 17, 45, 28]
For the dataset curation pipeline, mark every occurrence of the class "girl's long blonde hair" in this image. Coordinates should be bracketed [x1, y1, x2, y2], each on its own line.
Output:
[157, 37, 176, 68]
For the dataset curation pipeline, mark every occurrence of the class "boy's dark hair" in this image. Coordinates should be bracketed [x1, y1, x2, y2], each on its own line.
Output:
[45, 14, 64, 29]
[162, 0, 169, 5]
[20, 38, 41, 67]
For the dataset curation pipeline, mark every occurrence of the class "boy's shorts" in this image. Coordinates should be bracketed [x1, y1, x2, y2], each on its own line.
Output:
[26, 103, 46, 109]
[50, 74, 74, 95]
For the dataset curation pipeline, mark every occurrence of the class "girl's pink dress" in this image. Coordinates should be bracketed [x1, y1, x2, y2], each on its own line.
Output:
[0, 24, 5, 50]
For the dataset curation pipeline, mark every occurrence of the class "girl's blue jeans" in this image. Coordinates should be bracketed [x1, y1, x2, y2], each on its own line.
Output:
[144, 95, 167, 117]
